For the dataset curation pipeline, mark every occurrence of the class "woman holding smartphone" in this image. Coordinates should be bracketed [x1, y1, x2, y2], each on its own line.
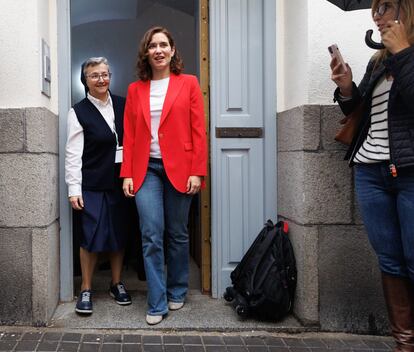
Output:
[330, 1, 414, 350]
[121, 27, 207, 325]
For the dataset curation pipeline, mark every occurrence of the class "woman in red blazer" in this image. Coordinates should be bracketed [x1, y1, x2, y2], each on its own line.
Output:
[121, 26, 207, 325]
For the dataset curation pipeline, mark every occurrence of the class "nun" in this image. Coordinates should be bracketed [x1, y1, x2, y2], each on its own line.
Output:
[65, 57, 132, 314]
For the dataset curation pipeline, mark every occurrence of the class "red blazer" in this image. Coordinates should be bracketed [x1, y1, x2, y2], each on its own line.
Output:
[120, 73, 208, 194]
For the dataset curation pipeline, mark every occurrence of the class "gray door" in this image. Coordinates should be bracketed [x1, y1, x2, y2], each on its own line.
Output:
[210, 0, 276, 297]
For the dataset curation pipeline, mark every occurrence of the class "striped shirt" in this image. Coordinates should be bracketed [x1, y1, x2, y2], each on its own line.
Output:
[353, 77, 392, 164]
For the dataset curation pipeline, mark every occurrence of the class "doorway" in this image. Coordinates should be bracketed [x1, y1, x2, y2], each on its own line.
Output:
[61, 0, 211, 301]
[57, 0, 278, 326]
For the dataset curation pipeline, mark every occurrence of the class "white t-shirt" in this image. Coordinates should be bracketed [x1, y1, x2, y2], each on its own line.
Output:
[149, 77, 170, 158]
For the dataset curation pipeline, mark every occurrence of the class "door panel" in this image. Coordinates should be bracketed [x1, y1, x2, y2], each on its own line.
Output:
[214, 0, 263, 128]
[216, 140, 264, 293]
[210, 0, 276, 297]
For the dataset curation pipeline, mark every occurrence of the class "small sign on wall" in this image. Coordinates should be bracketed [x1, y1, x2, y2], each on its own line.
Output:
[41, 38, 51, 97]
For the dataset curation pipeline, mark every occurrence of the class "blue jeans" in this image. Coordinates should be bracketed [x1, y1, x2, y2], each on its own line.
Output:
[134, 158, 192, 316]
[354, 162, 414, 280]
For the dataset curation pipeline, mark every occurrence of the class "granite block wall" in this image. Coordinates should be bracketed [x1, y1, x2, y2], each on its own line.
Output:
[0, 108, 59, 325]
[277, 105, 387, 334]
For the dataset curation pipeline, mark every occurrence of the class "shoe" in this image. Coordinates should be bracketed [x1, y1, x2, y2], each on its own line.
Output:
[146, 314, 163, 325]
[75, 290, 92, 314]
[168, 301, 184, 311]
[109, 282, 132, 305]
[381, 273, 414, 352]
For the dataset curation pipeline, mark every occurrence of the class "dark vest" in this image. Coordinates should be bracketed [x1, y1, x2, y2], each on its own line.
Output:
[73, 94, 125, 191]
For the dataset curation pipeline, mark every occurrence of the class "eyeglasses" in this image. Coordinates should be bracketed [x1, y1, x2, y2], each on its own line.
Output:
[86, 72, 112, 81]
[374, 2, 395, 17]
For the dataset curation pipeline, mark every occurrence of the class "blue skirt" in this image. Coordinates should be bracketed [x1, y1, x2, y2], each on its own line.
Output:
[73, 185, 131, 253]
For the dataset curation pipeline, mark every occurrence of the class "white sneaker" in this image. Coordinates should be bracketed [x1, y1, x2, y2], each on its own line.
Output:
[146, 314, 163, 325]
[168, 301, 184, 311]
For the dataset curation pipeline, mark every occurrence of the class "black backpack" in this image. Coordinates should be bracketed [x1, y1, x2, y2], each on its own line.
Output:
[224, 220, 297, 321]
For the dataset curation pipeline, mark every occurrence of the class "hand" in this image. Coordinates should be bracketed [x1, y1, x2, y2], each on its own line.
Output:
[186, 176, 202, 195]
[380, 20, 410, 54]
[330, 57, 353, 97]
[123, 178, 135, 197]
[69, 195, 84, 210]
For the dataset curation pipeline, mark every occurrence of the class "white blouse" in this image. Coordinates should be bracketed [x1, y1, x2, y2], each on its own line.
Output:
[65, 93, 115, 197]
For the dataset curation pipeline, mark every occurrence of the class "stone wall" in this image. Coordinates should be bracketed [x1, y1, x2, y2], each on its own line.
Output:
[277, 105, 389, 334]
[0, 108, 59, 325]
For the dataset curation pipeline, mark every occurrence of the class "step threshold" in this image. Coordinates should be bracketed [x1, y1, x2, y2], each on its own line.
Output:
[50, 291, 313, 332]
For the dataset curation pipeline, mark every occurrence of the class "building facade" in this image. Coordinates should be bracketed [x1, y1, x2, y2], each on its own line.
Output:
[0, 0, 388, 333]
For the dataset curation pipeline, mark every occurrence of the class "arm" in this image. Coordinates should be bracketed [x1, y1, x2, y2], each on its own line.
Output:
[120, 84, 137, 197]
[333, 59, 375, 116]
[186, 76, 208, 194]
[385, 45, 414, 112]
[65, 108, 84, 210]
[334, 82, 362, 116]
[187, 76, 207, 194]
[189, 76, 207, 176]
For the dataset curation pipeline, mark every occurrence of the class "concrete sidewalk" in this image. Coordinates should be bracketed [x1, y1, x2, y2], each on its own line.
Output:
[1, 287, 394, 351]
[0, 327, 394, 352]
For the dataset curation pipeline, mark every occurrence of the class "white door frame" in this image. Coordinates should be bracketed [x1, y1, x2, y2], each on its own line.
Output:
[57, 0, 73, 302]
[262, 0, 277, 223]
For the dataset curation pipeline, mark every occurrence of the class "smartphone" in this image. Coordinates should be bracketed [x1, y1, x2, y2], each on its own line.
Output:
[328, 44, 347, 73]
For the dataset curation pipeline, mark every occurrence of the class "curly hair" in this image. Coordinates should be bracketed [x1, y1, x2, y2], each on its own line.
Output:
[136, 26, 184, 81]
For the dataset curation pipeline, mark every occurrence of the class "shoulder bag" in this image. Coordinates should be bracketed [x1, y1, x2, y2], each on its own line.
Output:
[334, 102, 364, 146]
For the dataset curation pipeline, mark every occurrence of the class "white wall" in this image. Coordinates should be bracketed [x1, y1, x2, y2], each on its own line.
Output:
[277, 0, 375, 112]
[276, 0, 308, 111]
[0, 0, 58, 114]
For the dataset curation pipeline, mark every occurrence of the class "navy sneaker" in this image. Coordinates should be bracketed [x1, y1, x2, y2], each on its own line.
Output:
[109, 282, 132, 305]
[75, 290, 92, 314]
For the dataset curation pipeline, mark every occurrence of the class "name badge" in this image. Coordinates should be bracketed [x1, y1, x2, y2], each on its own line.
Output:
[115, 146, 123, 163]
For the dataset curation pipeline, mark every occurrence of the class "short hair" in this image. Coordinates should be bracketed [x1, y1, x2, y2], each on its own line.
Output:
[80, 57, 110, 95]
[82, 57, 109, 75]
[136, 26, 184, 81]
